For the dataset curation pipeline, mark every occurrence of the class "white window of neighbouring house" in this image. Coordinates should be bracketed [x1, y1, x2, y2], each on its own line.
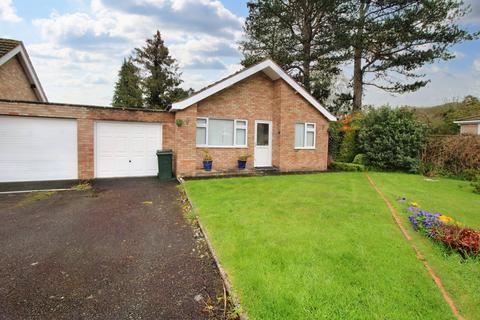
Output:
[295, 122, 316, 149]
[196, 117, 248, 147]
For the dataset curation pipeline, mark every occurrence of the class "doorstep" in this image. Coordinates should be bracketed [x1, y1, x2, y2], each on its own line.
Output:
[184, 167, 280, 180]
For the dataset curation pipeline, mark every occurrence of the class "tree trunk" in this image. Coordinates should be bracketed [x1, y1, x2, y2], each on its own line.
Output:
[353, 48, 363, 112]
[303, 58, 311, 91]
[353, 0, 368, 112]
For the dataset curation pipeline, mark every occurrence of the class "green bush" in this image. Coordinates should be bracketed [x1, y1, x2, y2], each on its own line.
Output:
[463, 169, 480, 182]
[338, 130, 360, 162]
[359, 107, 427, 172]
[330, 161, 366, 172]
[352, 153, 366, 165]
[472, 180, 480, 194]
[328, 122, 344, 160]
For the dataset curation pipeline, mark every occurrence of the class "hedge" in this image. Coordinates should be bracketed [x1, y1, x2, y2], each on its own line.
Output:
[422, 135, 480, 176]
[330, 161, 366, 172]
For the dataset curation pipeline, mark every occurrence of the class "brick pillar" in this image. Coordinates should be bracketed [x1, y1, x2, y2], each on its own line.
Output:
[77, 119, 94, 180]
[174, 105, 198, 176]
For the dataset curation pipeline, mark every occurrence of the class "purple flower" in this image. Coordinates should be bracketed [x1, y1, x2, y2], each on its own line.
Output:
[407, 207, 444, 237]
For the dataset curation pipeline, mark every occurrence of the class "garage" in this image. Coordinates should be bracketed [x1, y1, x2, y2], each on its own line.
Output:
[0, 116, 78, 182]
[95, 121, 162, 178]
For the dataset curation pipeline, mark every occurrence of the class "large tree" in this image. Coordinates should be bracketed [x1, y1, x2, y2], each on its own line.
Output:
[343, 0, 477, 111]
[134, 31, 186, 109]
[240, 0, 346, 103]
[112, 58, 143, 108]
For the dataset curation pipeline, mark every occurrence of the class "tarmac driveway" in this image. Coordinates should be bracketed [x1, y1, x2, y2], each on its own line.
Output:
[0, 178, 226, 320]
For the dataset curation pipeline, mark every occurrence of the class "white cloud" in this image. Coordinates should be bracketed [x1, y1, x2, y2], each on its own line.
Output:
[27, 0, 244, 105]
[463, 0, 480, 25]
[453, 51, 466, 59]
[474, 58, 480, 72]
[363, 64, 480, 107]
[0, 0, 21, 22]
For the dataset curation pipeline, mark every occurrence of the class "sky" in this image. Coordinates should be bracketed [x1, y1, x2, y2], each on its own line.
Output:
[0, 0, 479, 107]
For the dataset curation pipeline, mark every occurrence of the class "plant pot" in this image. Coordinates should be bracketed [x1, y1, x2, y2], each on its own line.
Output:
[238, 160, 247, 170]
[203, 160, 213, 171]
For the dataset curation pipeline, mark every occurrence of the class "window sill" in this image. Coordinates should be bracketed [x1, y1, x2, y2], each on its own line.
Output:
[196, 145, 249, 149]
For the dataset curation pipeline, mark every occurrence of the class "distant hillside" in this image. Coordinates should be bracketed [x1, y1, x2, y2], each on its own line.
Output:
[410, 96, 480, 135]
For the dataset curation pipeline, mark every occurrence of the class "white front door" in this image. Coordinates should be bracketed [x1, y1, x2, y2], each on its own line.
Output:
[95, 121, 162, 178]
[254, 120, 272, 167]
[0, 116, 78, 182]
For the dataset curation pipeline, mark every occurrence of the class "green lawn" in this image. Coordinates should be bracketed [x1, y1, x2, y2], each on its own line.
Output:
[185, 172, 476, 319]
[368, 172, 480, 319]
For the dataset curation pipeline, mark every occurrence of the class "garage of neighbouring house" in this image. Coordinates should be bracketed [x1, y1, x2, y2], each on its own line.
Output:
[0, 116, 78, 182]
[0, 100, 174, 183]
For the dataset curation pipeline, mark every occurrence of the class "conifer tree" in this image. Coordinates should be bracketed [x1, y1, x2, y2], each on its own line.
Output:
[112, 58, 143, 108]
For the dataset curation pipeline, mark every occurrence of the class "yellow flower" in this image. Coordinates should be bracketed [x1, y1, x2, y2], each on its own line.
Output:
[409, 201, 419, 207]
[438, 215, 454, 223]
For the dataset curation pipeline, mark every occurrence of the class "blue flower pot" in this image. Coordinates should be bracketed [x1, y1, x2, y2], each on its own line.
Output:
[203, 160, 212, 171]
[238, 160, 247, 170]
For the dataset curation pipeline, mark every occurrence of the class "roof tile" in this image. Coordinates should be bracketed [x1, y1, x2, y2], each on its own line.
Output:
[0, 38, 20, 59]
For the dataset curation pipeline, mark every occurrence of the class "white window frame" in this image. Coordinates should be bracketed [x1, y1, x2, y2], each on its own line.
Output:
[196, 117, 248, 148]
[295, 122, 316, 150]
[196, 117, 208, 147]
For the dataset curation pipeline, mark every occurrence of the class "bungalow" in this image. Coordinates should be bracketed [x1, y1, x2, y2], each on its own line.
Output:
[454, 115, 480, 135]
[0, 38, 336, 183]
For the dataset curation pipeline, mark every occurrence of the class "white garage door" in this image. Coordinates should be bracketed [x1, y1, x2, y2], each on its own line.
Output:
[0, 116, 78, 182]
[95, 121, 162, 178]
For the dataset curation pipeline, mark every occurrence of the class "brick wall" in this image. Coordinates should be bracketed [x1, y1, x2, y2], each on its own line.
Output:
[0, 57, 38, 101]
[174, 106, 198, 176]
[0, 100, 175, 180]
[276, 79, 329, 171]
[460, 124, 479, 135]
[175, 73, 331, 176]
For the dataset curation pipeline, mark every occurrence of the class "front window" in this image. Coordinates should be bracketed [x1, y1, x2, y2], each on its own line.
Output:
[196, 117, 248, 147]
[295, 122, 316, 149]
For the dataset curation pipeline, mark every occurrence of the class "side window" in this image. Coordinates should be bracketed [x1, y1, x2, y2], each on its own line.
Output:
[295, 122, 316, 149]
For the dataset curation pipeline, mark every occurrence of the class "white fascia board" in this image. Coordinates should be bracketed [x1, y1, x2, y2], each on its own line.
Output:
[453, 120, 480, 124]
[0, 43, 48, 102]
[171, 59, 337, 122]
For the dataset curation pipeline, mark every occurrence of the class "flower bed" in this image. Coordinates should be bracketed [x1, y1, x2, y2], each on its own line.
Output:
[406, 204, 480, 258]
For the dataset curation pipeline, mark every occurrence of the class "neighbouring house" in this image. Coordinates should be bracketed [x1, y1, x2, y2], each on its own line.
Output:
[454, 115, 480, 135]
[0, 39, 336, 183]
[0, 39, 47, 102]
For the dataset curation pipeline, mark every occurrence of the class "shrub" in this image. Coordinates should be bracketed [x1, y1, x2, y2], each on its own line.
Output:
[330, 161, 365, 172]
[338, 130, 360, 162]
[472, 180, 480, 194]
[336, 113, 363, 162]
[359, 107, 427, 172]
[422, 135, 480, 177]
[328, 122, 344, 160]
[463, 168, 480, 181]
[431, 224, 480, 258]
[329, 113, 363, 162]
[419, 162, 436, 177]
[352, 153, 366, 165]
